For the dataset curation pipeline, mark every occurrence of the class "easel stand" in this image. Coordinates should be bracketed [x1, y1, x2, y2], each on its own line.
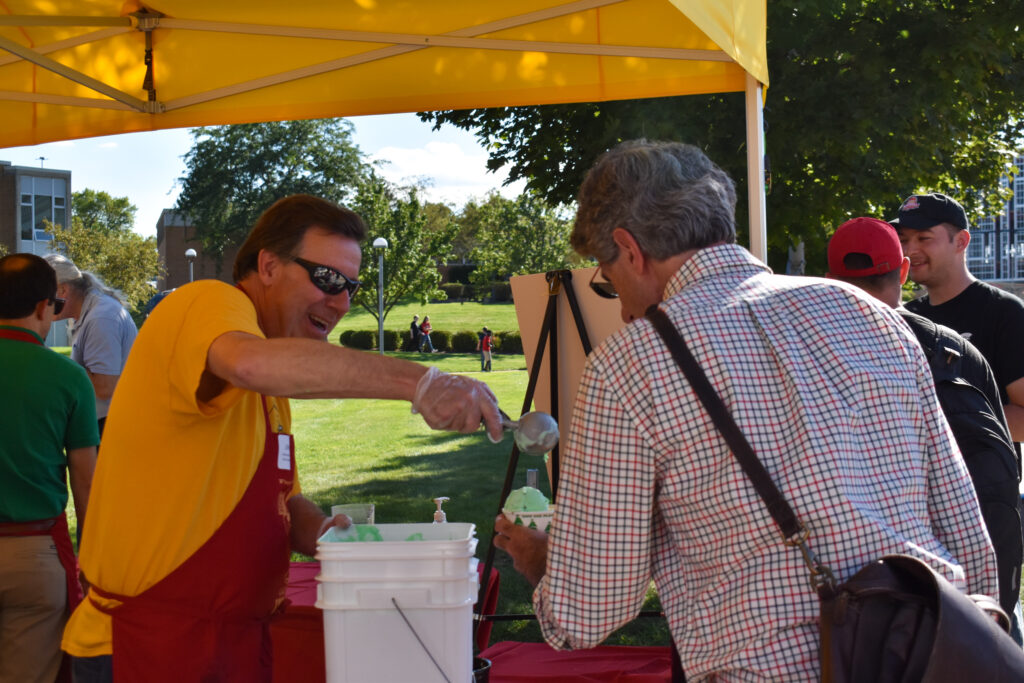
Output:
[471, 269, 684, 681]
[474, 270, 593, 639]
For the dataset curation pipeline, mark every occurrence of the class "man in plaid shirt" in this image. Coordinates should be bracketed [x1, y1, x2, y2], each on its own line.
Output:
[493, 141, 998, 680]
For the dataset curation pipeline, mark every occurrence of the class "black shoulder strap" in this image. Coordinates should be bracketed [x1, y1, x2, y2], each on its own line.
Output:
[898, 310, 964, 381]
[898, 309, 938, 357]
[644, 305, 802, 541]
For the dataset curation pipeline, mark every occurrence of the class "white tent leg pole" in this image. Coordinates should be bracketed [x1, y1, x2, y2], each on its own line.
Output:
[745, 72, 767, 263]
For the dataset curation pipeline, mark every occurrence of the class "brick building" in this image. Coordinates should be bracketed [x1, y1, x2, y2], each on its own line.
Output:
[155, 210, 239, 291]
[0, 160, 72, 345]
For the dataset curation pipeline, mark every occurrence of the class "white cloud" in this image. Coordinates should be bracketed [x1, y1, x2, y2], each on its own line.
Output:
[370, 141, 526, 208]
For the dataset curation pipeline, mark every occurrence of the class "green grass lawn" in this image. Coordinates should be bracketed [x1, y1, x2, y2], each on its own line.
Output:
[339, 300, 521, 336]
[289, 353, 670, 647]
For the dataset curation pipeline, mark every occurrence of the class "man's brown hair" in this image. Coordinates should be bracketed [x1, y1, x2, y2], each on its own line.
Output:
[233, 195, 367, 281]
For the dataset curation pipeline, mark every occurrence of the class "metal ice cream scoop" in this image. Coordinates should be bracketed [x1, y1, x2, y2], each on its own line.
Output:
[498, 408, 559, 455]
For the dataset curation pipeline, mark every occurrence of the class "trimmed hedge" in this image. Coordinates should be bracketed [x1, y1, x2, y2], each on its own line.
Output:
[440, 283, 465, 300]
[347, 330, 376, 350]
[338, 328, 522, 354]
[451, 330, 478, 353]
[489, 282, 512, 302]
[429, 330, 452, 352]
[494, 330, 522, 354]
[400, 333, 419, 352]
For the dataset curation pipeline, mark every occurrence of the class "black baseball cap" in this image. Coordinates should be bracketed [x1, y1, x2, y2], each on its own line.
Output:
[889, 193, 968, 231]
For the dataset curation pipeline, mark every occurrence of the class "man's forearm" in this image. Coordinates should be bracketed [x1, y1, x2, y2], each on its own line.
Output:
[1002, 402, 1024, 443]
[88, 371, 119, 401]
[287, 494, 328, 557]
[67, 446, 97, 529]
[208, 332, 425, 401]
[1003, 378, 1024, 442]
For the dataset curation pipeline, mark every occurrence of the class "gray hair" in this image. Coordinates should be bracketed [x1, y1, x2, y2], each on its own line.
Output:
[571, 140, 737, 263]
[43, 253, 126, 305]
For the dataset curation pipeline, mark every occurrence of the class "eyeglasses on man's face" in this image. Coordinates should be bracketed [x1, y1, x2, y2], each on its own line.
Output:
[292, 257, 361, 298]
[50, 297, 65, 316]
[588, 267, 618, 299]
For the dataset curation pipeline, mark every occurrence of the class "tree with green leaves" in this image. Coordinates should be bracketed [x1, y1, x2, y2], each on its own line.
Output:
[72, 189, 137, 234]
[421, 1, 1024, 273]
[176, 119, 368, 261]
[48, 216, 162, 313]
[350, 174, 457, 325]
[468, 192, 577, 285]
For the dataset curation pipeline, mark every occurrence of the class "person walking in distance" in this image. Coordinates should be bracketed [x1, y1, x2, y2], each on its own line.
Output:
[419, 315, 435, 353]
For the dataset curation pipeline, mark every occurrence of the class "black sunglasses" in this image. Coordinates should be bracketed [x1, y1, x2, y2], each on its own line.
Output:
[50, 297, 66, 315]
[588, 267, 618, 299]
[292, 257, 361, 298]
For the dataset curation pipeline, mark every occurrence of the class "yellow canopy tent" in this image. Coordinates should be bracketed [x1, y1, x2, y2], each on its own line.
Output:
[0, 0, 768, 255]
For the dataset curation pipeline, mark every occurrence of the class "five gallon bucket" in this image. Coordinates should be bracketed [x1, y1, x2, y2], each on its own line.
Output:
[316, 523, 479, 683]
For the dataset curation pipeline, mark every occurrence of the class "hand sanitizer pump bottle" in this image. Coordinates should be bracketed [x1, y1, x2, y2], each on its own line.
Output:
[432, 496, 450, 524]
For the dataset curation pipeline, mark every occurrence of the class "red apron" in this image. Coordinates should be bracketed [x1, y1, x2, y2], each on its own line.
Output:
[1, 325, 84, 683]
[89, 396, 294, 683]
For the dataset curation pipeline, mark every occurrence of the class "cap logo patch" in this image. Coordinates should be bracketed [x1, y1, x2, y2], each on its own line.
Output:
[901, 196, 920, 211]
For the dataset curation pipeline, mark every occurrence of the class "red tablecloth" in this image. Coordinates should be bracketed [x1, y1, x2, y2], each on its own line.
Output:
[271, 561, 499, 683]
[479, 641, 675, 682]
[272, 562, 674, 682]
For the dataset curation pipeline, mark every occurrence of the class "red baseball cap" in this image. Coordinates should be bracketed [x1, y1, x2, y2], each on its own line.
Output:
[827, 217, 904, 278]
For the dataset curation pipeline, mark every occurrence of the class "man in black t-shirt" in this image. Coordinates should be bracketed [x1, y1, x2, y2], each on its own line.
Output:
[828, 217, 1022, 622]
[893, 193, 1024, 445]
[410, 314, 421, 351]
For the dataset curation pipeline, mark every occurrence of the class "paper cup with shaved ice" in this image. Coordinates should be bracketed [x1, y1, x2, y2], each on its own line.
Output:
[502, 486, 554, 533]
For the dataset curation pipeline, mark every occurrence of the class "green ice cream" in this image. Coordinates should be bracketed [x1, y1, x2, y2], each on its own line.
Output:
[504, 486, 549, 512]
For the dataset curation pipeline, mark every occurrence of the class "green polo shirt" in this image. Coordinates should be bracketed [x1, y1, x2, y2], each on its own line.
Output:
[0, 325, 99, 522]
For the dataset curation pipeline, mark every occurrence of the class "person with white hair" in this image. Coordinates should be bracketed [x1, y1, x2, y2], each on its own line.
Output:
[43, 254, 138, 436]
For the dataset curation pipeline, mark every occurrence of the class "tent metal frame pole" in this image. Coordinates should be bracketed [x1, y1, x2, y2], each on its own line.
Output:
[0, 28, 130, 68]
[0, 34, 148, 111]
[745, 73, 768, 262]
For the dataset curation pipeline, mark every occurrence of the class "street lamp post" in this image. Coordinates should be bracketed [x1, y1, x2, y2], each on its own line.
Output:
[372, 237, 389, 356]
[184, 248, 197, 283]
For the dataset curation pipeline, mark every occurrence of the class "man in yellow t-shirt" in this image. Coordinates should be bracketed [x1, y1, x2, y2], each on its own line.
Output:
[64, 195, 504, 683]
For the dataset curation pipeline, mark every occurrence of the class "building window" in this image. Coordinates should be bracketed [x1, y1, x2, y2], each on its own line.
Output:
[19, 175, 67, 243]
[967, 231, 996, 280]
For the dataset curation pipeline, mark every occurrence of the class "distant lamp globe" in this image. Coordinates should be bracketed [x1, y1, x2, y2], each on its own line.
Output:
[184, 248, 198, 283]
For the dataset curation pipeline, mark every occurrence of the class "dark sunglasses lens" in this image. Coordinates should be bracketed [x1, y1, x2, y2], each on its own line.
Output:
[52, 298, 65, 315]
[588, 267, 617, 299]
[311, 266, 359, 298]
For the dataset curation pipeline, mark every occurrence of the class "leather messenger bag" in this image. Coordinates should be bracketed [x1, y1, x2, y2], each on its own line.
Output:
[645, 305, 1024, 682]
[819, 553, 1024, 682]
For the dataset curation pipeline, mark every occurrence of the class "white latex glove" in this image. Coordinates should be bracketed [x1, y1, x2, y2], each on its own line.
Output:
[411, 366, 503, 442]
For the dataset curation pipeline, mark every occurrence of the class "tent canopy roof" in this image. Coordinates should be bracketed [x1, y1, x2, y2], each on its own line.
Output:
[0, 0, 767, 148]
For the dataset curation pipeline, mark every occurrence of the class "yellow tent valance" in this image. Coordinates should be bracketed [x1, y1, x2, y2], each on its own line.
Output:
[0, 0, 767, 148]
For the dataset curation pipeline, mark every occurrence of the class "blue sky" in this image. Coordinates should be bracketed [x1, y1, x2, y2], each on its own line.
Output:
[1, 113, 525, 238]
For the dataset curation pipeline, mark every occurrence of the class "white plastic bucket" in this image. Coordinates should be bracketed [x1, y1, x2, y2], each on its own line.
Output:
[317, 570, 479, 607]
[315, 523, 478, 683]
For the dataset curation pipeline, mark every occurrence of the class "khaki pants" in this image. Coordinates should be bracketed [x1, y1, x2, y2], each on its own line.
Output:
[0, 535, 66, 683]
